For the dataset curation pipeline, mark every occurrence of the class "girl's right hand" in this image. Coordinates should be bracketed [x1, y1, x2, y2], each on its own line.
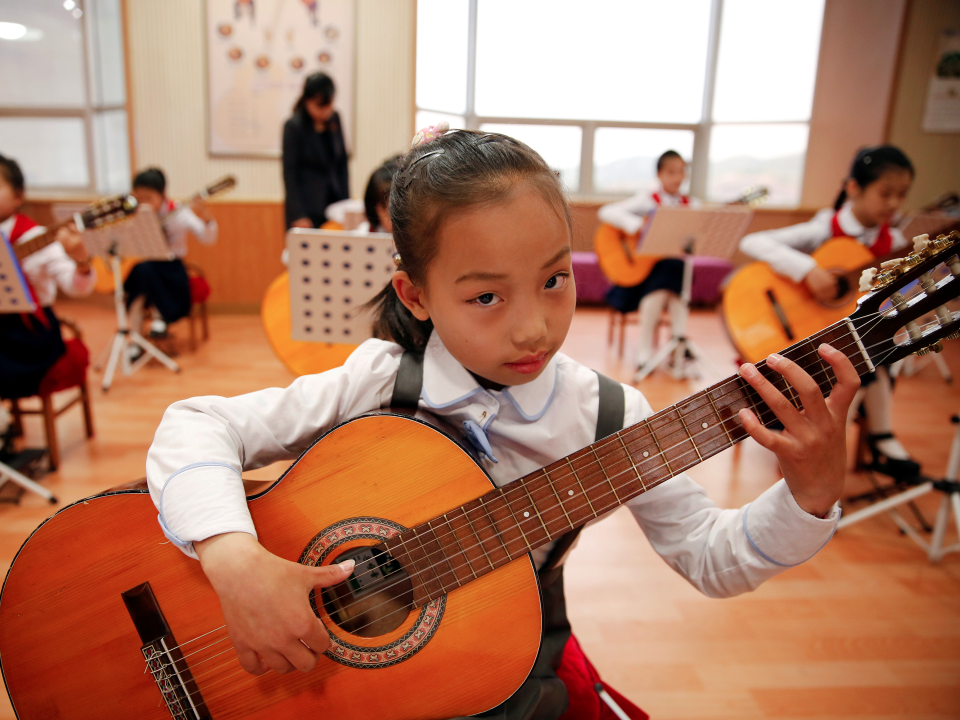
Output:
[195, 532, 355, 675]
[291, 217, 314, 229]
[804, 266, 842, 303]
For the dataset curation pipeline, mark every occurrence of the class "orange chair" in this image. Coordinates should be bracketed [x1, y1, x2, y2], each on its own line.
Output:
[9, 318, 94, 471]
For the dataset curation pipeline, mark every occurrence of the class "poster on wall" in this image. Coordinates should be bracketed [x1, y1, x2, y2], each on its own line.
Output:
[205, 0, 355, 156]
[922, 29, 960, 133]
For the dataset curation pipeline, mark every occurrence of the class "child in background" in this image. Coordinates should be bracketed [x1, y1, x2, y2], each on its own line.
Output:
[598, 150, 700, 370]
[146, 129, 859, 718]
[358, 155, 400, 233]
[125, 167, 218, 338]
[740, 145, 919, 480]
[0, 154, 92, 399]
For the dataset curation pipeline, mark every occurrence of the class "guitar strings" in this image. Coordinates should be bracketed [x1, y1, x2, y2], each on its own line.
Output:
[147, 306, 952, 696]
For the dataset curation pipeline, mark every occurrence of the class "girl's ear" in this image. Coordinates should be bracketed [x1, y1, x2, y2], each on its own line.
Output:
[392, 271, 431, 321]
[844, 177, 862, 200]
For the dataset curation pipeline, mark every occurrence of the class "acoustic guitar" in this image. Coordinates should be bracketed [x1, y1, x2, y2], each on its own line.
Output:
[594, 187, 768, 288]
[1, 232, 957, 719]
[91, 175, 237, 294]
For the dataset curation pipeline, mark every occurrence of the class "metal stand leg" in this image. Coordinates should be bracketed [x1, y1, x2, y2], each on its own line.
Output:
[634, 253, 720, 383]
[98, 252, 179, 392]
[0, 461, 56, 503]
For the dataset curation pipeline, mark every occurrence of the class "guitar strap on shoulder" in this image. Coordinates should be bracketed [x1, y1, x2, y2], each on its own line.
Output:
[390, 351, 424, 408]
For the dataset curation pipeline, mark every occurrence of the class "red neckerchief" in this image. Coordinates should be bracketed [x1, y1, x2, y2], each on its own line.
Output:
[8, 214, 51, 330]
[831, 211, 891, 258]
[651, 192, 690, 206]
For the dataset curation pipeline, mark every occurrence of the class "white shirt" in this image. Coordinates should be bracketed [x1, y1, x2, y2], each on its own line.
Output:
[2, 215, 96, 307]
[160, 203, 218, 259]
[146, 332, 839, 598]
[597, 188, 703, 236]
[739, 202, 909, 283]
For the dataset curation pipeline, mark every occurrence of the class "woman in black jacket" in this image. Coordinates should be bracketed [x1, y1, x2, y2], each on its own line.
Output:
[282, 73, 350, 229]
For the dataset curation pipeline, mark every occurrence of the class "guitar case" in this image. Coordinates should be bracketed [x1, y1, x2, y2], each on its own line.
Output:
[390, 352, 627, 720]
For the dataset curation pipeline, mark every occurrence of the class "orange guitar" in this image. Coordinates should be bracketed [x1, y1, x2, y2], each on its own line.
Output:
[723, 237, 889, 363]
[0, 233, 957, 719]
[594, 187, 768, 288]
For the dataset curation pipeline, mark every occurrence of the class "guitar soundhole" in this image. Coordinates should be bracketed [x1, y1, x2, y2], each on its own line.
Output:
[319, 545, 414, 638]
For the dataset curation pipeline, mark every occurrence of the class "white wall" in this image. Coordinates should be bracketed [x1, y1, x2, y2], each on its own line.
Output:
[125, 0, 415, 201]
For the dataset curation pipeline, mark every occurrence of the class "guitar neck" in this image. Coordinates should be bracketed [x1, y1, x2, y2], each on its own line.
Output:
[388, 320, 866, 606]
[12, 218, 73, 262]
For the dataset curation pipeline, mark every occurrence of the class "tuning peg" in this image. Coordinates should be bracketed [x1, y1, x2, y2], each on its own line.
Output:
[880, 259, 901, 269]
[915, 340, 944, 356]
[859, 267, 878, 292]
[913, 234, 930, 253]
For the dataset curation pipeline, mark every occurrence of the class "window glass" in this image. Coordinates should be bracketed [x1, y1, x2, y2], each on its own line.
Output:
[479, 123, 581, 192]
[415, 110, 466, 134]
[594, 128, 695, 195]
[93, 110, 130, 194]
[415, 0, 468, 114]
[712, 0, 825, 122]
[475, 0, 711, 123]
[87, 0, 126, 107]
[707, 123, 809, 206]
[0, 0, 87, 108]
[0, 117, 89, 188]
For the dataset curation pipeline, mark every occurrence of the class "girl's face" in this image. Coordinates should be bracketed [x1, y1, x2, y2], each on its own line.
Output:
[657, 157, 686, 196]
[846, 168, 912, 228]
[0, 175, 22, 222]
[305, 96, 335, 125]
[398, 184, 576, 387]
[132, 187, 165, 213]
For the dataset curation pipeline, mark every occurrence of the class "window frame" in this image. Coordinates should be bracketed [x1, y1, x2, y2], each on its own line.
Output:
[415, 0, 819, 204]
[0, 0, 133, 196]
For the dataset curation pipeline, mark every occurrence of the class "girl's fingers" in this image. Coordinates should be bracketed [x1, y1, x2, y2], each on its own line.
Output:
[739, 362, 802, 429]
[766, 352, 829, 425]
[819, 343, 861, 414]
[738, 408, 782, 452]
[236, 645, 269, 675]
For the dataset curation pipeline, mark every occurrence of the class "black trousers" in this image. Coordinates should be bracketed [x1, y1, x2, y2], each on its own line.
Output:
[124, 258, 191, 324]
[0, 308, 64, 399]
[605, 257, 684, 314]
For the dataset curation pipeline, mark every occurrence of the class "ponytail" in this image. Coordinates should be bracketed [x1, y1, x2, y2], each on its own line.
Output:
[834, 145, 914, 210]
[366, 282, 434, 354]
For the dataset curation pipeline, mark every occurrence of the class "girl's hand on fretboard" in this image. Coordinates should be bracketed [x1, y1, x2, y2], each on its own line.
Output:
[737, 344, 860, 518]
[56, 225, 89, 266]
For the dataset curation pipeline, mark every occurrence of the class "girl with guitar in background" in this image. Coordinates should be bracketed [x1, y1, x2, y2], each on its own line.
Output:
[739, 146, 920, 481]
[597, 150, 700, 369]
[125, 167, 218, 340]
[145, 127, 861, 719]
[0, 154, 92, 399]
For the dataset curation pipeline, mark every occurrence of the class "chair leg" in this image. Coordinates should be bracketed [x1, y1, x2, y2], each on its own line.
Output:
[10, 400, 23, 437]
[40, 394, 59, 471]
[607, 310, 615, 347]
[80, 381, 95, 438]
[618, 314, 627, 359]
[189, 311, 198, 352]
[201, 302, 209, 342]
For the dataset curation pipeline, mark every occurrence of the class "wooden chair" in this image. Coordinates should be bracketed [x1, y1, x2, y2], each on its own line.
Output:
[607, 310, 638, 359]
[185, 262, 210, 351]
[9, 318, 94, 471]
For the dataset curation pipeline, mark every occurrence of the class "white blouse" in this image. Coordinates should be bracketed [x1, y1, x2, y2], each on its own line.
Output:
[3, 215, 95, 307]
[597, 188, 703, 236]
[146, 332, 839, 598]
[160, 204, 218, 259]
[739, 202, 909, 284]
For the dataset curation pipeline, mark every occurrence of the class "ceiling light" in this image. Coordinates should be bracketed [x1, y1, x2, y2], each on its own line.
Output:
[63, 0, 76, 9]
[0, 22, 27, 40]
[72, 8, 82, 18]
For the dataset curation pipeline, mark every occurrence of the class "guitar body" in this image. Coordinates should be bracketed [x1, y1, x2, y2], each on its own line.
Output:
[261, 271, 358, 376]
[722, 237, 875, 362]
[0, 414, 542, 719]
[593, 222, 659, 287]
[92, 254, 140, 293]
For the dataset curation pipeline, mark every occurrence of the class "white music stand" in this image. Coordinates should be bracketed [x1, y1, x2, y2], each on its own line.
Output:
[0, 233, 56, 502]
[85, 207, 180, 391]
[286, 228, 396, 343]
[839, 410, 960, 563]
[633, 206, 754, 382]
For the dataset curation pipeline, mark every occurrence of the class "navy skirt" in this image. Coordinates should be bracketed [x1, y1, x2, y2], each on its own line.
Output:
[0, 308, 65, 399]
[605, 258, 683, 314]
[124, 258, 192, 324]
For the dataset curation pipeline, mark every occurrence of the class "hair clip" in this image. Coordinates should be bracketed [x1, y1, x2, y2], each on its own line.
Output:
[396, 148, 445, 189]
[410, 121, 449, 148]
[393, 252, 402, 268]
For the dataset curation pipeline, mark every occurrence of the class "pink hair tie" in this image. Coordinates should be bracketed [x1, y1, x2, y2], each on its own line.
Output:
[410, 121, 449, 148]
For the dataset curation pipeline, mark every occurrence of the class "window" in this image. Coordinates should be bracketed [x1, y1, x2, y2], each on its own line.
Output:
[0, 0, 130, 194]
[415, 0, 825, 206]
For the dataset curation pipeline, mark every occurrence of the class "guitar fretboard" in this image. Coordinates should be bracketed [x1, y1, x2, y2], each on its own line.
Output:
[13, 227, 59, 261]
[386, 320, 867, 607]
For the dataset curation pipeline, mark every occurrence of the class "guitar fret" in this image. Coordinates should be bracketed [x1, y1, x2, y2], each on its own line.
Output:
[564, 459, 597, 517]
[589, 445, 624, 502]
[497, 488, 535, 555]
[809, 338, 834, 394]
[477, 494, 517, 560]
[441, 514, 476, 582]
[446, 510, 481, 579]
[542, 469, 575, 530]
[420, 522, 457, 594]
[615, 435, 645, 492]
[677, 413, 703, 462]
[460, 504, 496, 571]
[519, 480, 551, 538]
[706, 389, 735, 447]
[408, 526, 444, 599]
[647, 420, 672, 476]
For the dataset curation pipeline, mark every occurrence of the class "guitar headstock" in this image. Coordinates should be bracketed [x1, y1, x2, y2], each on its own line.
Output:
[80, 195, 138, 230]
[203, 175, 237, 197]
[736, 186, 769, 208]
[852, 230, 960, 366]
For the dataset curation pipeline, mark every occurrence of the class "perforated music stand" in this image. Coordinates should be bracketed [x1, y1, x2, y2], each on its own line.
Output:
[0, 233, 55, 502]
[286, 228, 396, 344]
[632, 206, 753, 382]
[85, 206, 181, 391]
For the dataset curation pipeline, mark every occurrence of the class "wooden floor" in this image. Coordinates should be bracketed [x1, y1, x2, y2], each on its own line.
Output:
[2, 298, 958, 719]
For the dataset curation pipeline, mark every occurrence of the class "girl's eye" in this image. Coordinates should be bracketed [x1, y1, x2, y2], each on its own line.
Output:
[473, 292, 502, 306]
[545, 273, 568, 290]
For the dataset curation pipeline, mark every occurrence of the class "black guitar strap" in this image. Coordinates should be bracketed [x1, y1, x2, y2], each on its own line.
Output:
[390, 351, 424, 408]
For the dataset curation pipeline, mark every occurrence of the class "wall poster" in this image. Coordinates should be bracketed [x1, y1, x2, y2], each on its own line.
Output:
[922, 29, 960, 133]
[205, 0, 355, 156]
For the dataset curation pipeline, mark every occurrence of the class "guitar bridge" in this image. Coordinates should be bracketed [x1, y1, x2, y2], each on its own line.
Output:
[122, 582, 212, 720]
